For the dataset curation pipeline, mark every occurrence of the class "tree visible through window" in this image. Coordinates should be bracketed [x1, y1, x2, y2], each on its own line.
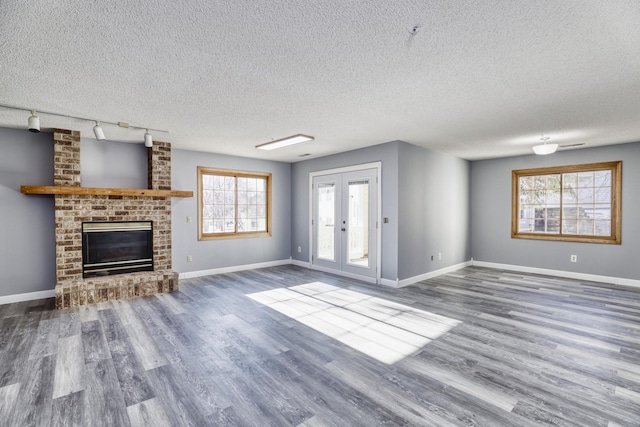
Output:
[198, 167, 272, 240]
[512, 161, 621, 244]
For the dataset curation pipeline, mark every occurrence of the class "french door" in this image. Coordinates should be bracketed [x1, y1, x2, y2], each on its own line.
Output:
[312, 167, 379, 281]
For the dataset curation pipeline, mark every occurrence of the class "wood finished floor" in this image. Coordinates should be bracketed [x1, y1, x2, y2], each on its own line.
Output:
[1, 265, 640, 426]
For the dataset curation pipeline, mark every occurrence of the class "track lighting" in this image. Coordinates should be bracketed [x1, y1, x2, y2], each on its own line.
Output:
[144, 129, 153, 147]
[0, 104, 168, 144]
[93, 121, 106, 141]
[28, 111, 40, 133]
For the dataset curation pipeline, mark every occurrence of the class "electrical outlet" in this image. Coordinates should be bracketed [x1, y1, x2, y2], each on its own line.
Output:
[297, 246, 302, 253]
[570, 255, 577, 262]
[187, 255, 193, 262]
[438, 252, 442, 260]
[186, 216, 192, 223]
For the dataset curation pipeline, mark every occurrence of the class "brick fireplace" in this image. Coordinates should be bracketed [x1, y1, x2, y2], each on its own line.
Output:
[51, 129, 181, 308]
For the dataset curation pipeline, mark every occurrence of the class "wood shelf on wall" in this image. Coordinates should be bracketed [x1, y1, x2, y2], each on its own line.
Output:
[20, 185, 193, 198]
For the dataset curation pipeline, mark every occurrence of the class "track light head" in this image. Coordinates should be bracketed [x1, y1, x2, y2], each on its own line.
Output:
[28, 110, 40, 133]
[93, 121, 106, 141]
[144, 129, 153, 147]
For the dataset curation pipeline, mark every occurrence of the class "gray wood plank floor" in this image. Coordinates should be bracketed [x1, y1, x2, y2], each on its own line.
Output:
[1, 265, 640, 426]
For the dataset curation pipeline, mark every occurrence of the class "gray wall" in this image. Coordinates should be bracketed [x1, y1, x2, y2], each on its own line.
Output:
[471, 142, 640, 280]
[171, 149, 292, 273]
[398, 143, 471, 280]
[0, 127, 55, 297]
[0, 128, 292, 297]
[291, 142, 400, 280]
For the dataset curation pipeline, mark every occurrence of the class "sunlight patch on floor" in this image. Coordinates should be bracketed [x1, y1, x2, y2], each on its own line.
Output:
[247, 282, 462, 364]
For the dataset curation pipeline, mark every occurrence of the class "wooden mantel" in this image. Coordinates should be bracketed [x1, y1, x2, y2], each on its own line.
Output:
[20, 185, 193, 198]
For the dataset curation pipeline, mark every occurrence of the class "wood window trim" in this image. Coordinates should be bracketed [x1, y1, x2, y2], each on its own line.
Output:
[198, 166, 272, 240]
[511, 161, 622, 244]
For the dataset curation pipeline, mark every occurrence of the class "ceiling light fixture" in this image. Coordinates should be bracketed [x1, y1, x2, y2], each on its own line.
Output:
[532, 135, 558, 155]
[144, 129, 153, 147]
[0, 103, 168, 144]
[93, 121, 106, 140]
[256, 134, 315, 151]
[28, 110, 40, 133]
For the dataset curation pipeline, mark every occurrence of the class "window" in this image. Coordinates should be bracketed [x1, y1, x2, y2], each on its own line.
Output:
[198, 167, 272, 240]
[512, 161, 621, 244]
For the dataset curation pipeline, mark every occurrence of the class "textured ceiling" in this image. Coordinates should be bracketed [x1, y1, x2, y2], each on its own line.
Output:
[1, 0, 639, 162]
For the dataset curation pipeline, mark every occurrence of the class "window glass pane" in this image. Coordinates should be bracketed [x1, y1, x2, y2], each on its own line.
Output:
[547, 208, 560, 219]
[593, 205, 611, 220]
[214, 190, 224, 204]
[577, 188, 594, 203]
[547, 220, 559, 233]
[545, 189, 560, 205]
[594, 187, 611, 203]
[521, 190, 536, 205]
[595, 170, 611, 186]
[203, 175, 214, 190]
[347, 180, 370, 267]
[238, 177, 247, 191]
[562, 190, 577, 204]
[533, 219, 546, 232]
[203, 190, 213, 205]
[238, 191, 247, 204]
[563, 173, 577, 189]
[519, 176, 534, 188]
[578, 220, 594, 235]
[318, 183, 336, 260]
[578, 171, 594, 187]
[224, 176, 234, 191]
[595, 221, 611, 236]
[562, 220, 578, 234]
[213, 175, 225, 190]
[224, 190, 234, 205]
[563, 205, 578, 219]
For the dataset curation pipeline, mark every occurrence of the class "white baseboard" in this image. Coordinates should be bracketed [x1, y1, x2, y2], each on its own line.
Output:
[306, 264, 378, 284]
[380, 278, 399, 287]
[472, 260, 640, 290]
[391, 261, 473, 288]
[178, 259, 292, 279]
[291, 259, 310, 268]
[0, 289, 55, 305]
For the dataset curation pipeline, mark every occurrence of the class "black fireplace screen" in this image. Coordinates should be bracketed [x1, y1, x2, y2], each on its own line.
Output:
[82, 221, 153, 278]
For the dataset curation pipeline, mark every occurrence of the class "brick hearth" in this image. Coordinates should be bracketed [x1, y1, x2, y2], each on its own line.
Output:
[53, 129, 179, 308]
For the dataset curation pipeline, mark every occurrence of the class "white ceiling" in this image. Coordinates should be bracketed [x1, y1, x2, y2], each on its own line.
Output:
[1, 1, 639, 162]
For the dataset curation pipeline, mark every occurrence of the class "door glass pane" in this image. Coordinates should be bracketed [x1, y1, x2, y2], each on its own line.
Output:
[317, 183, 335, 261]
[347, 180, 369, 267]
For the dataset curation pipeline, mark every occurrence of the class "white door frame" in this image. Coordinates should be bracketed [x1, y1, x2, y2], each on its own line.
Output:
[309, 162, 382, 284]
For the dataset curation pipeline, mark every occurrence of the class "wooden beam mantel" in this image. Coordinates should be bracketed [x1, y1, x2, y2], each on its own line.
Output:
[21, 185, 193, 198]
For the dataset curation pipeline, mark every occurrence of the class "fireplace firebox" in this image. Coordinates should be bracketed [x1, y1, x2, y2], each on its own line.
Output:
[82, 221, 153, 278]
